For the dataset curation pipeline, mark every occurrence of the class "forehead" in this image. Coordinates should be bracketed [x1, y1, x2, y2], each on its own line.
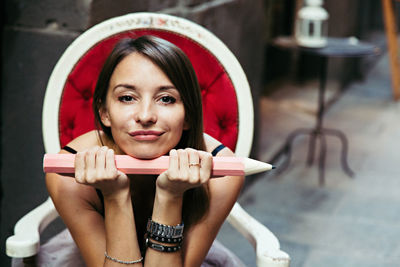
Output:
[115, 52, 158, 74]
[110, 52, 172, 85]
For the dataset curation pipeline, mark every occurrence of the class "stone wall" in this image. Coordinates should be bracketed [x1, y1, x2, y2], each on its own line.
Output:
[0, 0, 266, 264]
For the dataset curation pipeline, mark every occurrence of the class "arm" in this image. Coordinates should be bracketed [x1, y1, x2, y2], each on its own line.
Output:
[144, 148, 213, 266]
[144, 136, 244, 267]
[46, 170, 107, 266]
[46, 131, 143, 267]
[183, 144, 244, 266]
[144, 187, 184, 265]
[74, 146, 142, 266]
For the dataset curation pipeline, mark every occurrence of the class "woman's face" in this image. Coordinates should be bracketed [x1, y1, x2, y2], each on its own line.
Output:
[100, 52, 188, 159]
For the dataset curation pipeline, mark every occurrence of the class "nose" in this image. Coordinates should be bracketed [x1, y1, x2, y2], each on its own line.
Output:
[134, 100, 157, 125]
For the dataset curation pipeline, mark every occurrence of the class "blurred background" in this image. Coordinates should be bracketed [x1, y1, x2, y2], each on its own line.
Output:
[1, 0, 399, 266]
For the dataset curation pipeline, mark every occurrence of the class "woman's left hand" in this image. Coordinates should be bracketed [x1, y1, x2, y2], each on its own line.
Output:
[156, 148, 212, 198]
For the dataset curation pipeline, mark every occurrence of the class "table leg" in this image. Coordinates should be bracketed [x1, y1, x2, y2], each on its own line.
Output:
[316, 55, 354, 179]
[318, 132, 327, 185]
[272, 128, 313, 175]
[316, 56, 327, 185]
[316, 56, 327, 130]
[306, 130, 317, 166]
[268, 54, 355, 184]
[323, 128, 355, 178]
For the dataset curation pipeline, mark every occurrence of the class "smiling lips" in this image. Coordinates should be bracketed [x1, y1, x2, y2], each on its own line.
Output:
[129, 130, 163, 141]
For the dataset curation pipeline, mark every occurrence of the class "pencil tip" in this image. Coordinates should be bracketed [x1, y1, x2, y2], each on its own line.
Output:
[242, 158, 275, 175]
[272, 165, 276, 169]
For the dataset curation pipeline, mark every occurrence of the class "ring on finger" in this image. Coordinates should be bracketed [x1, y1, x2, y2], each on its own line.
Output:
[189, 163, 200, 167]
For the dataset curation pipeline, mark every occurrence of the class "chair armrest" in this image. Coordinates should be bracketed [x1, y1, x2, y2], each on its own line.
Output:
[6, 197, 59, 258]
[227, 203, 290, 267]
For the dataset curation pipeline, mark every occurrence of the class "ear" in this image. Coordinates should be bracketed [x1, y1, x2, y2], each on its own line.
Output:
[99, 107, 111, 127]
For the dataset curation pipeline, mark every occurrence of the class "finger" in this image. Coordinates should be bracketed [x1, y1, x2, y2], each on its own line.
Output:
[87, 147, 101, 183]
[168, 149, 178, 179]
[85, 147, 99, 174]
[74, 151, 85, 183]
[178, 149, 189, 180]
[105, 148, 117, 177]
[188, 149, 200, 183]
[95, 147, 107, 177]
[199, 151, 212, 183]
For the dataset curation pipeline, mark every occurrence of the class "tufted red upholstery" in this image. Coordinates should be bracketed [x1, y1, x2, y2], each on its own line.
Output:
[59, 30, 238, 151]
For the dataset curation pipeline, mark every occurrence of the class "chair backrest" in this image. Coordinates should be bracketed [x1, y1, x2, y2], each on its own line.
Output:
[43, 12, 254, 157]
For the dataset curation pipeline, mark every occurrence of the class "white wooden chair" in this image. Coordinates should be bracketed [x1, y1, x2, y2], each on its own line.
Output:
[5, 13, 290, 267]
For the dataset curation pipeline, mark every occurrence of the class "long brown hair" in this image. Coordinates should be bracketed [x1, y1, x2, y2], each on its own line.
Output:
[93, 35, 209, 227]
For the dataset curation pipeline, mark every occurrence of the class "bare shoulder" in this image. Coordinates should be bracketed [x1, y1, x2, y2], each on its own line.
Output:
[46, 130, 103, 214]
[203, 132, 243, 196]
[46, 172, 99, 210]
[203, 133, 234, 156]
[66, 130, 110, 152]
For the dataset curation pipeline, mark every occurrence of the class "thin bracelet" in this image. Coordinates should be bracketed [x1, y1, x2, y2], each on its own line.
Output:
[147, 232, 183, 244]
[104, 251, 143, 264]
[146, 238, 181, 253]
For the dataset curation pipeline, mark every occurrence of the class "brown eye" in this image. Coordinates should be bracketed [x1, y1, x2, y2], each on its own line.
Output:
[118, 95, 134, 102]
[160, 96, 176, 104]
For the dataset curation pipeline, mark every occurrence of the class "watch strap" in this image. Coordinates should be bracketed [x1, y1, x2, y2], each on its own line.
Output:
[146, 219, 184, 239]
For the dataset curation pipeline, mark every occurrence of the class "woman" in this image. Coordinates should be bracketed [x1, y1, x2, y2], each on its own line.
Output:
[46, 35, 244, 266]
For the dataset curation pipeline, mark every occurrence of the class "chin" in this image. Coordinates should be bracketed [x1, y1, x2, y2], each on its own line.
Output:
[125, 150, 166, 160]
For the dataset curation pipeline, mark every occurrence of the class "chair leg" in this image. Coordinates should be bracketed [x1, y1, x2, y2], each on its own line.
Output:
[382, 0, 400, 100]
[23, 256, 37, 267]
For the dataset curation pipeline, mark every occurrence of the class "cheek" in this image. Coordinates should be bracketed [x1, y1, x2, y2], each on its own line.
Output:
[174, 108, 187, 130]
[108, 105, 131, 124]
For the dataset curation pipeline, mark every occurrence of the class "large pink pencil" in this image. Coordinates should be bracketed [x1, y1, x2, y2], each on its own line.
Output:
[43, 154, 274, 176]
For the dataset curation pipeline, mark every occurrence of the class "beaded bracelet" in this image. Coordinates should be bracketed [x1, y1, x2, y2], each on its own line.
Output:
[104, 251, 143, 264]
[146, 238, 181, 253]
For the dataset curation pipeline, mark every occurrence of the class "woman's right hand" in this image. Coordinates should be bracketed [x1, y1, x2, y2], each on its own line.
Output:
[74, 146, 130, 200]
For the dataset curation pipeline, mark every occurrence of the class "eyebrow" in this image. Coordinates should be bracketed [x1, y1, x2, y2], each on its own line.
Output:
[159, 85, 177, 91]
[112, 84, 177, 92]
[113, 84, 135, 91]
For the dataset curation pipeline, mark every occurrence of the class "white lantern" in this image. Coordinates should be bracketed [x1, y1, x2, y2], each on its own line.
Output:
[295, 0, 329, 48]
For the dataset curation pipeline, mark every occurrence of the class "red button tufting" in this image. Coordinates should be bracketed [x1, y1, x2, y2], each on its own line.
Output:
[82, 90, 92, 101]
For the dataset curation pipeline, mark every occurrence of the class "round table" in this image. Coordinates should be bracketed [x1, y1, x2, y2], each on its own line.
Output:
[270, 36, 380, 185]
